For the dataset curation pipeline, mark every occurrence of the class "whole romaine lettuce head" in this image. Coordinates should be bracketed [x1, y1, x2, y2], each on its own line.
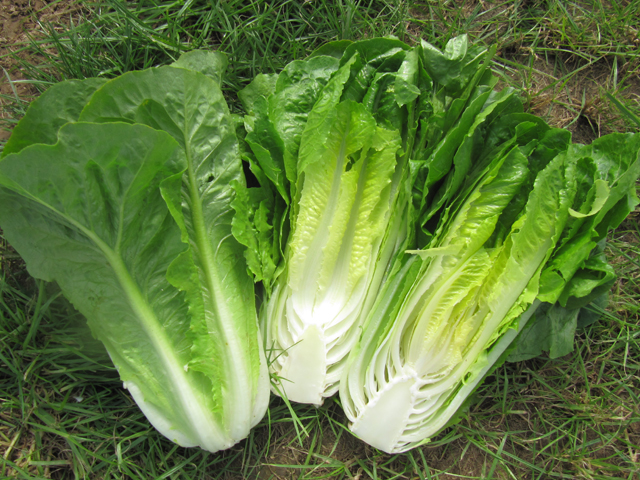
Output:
[0, 52, 270, 452]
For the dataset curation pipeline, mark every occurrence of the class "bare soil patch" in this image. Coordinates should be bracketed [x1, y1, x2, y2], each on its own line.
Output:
[501, 48, 640, 144]
[0, 0, 81, 141]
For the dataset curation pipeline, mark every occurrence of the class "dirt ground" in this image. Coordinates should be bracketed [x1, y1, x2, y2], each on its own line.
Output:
[0, 0, 81, 141]
[501, 48, 640, 144]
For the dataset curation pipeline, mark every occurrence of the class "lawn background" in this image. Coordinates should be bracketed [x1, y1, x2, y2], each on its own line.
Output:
[0, 1, 638, 479]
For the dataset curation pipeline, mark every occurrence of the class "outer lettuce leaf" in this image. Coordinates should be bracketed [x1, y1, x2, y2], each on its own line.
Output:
[538, 133, 640, 304]
[239, 73, 279, 115]
[420, 35, 486, 94]
[339, 38, 409, 103]
[235, 56, 341, 288]
[510, 134, 639, 360]
[270, 55, 342, 190]
[507, 302, 580, 361]
[236, 74, 287, 288]
[559, 249, 616, 307]
[309, 39, 352, 59]
[409, 40, 502, 244]
[77, 62, 270, 442]
[171, 49, 228, 85]
[231, 180, 282, 290]
[1, 78, 107, 157]
[419, 88, 522, 227]
[0, 123, 242, 451]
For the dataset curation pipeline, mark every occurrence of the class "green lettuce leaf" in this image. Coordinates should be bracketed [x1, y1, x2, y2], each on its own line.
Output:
[77, 60, 270, 442]
[0, 122, 246, 450]
[1, 78, 107, 157]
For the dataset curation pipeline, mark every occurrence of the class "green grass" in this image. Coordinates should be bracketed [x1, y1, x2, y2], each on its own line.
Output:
[1, 1, 639, 479]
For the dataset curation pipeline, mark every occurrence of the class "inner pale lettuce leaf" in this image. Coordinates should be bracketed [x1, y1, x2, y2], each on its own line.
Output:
[265, 98, 402, 404]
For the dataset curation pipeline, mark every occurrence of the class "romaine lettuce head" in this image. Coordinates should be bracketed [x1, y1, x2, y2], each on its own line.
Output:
[340, 141, 578, 453]
[0, 52, 270, 452]
[340, 125, 640, 453]
[237, 36, 503, 405]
